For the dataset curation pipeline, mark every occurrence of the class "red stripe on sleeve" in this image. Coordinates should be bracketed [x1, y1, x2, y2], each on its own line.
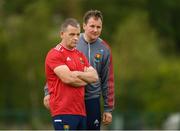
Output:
[102, 40, 115, 110]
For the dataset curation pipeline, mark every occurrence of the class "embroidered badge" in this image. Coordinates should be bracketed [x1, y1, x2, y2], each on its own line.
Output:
[79, 57, 85, 64]
[94, 53, 101, 62]
[64, 124, 70, 130]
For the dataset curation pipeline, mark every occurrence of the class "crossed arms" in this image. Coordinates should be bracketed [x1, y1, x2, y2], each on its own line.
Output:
[54, 65, 99, 87]
[44, 65, 98, 109]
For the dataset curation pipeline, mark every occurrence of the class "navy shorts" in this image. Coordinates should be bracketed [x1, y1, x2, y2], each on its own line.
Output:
[85, 97, 101, 130]
[52, 114, 86, 130]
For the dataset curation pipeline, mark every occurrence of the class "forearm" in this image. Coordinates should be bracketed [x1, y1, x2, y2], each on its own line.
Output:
[54, 66, 88, 87]
[78, 70, 98, 83]
[61, 71, 88, 87]
[102, 80, 114, 112]
[102, 53, 115, 112]
[67, 76, 88, 87]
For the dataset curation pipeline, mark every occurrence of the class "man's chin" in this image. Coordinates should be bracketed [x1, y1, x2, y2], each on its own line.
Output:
[91, 35, 99, 40]
[72, 44, 77, 48]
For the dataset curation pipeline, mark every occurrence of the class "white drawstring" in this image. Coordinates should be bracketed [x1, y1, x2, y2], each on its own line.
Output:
[88, 43, 91, 64]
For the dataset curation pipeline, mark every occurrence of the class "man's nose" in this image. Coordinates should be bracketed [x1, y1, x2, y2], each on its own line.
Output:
[74, 35, 79, 41]
[94, 27, 98, 32]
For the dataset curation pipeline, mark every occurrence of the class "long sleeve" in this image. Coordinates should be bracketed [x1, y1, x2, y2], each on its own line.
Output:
[101, 49, 115, 112]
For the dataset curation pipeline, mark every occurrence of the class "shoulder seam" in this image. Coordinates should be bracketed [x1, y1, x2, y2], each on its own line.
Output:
[54, 44, 62, 51]
[101, 40, 112, 51]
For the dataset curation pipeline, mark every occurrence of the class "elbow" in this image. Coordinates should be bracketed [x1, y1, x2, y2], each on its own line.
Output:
[92, 75, 99, 83]
[95, 75, 99, 82]
[94, 72, 99, 82]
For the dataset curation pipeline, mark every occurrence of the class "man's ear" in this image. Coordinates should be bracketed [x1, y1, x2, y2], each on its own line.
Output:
[60, 31, 64, 39]
[83, 23, 86, 30]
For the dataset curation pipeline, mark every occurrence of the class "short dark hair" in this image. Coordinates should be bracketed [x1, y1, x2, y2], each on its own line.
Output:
[83, 10, 103, 24]
[61, 18, 80, 31]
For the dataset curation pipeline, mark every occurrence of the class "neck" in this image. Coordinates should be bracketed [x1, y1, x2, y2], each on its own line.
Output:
[83, 34, 96, 43]
[60, 43, 74, 51]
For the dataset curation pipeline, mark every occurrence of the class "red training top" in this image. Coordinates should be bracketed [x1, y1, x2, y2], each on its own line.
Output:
[45, 44, 89, 117]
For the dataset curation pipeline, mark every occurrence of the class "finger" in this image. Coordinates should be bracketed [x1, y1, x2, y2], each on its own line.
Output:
[44, 99, 49, 109]
[104, 118, 110, 123]
[103, 116, 112, 125]
[102, 114, 107, 122]
[103, 120, 110, 125]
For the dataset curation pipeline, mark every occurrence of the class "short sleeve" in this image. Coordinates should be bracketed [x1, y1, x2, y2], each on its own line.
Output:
[46, 49, 65, 70]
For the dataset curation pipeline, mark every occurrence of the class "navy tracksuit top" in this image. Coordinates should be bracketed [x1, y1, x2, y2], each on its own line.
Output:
[77, 34, 114, 112]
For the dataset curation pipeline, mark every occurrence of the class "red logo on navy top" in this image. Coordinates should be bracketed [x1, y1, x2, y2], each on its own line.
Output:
[94, 53, 101, 62]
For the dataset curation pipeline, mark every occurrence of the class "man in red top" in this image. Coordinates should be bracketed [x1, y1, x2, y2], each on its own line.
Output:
[45, 18, 98, 130]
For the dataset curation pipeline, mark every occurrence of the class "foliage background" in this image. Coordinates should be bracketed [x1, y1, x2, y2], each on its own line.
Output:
[0, 0, 180, 129]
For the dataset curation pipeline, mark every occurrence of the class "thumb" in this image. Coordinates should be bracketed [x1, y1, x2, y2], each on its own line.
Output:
[103, 113, 107, 122]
